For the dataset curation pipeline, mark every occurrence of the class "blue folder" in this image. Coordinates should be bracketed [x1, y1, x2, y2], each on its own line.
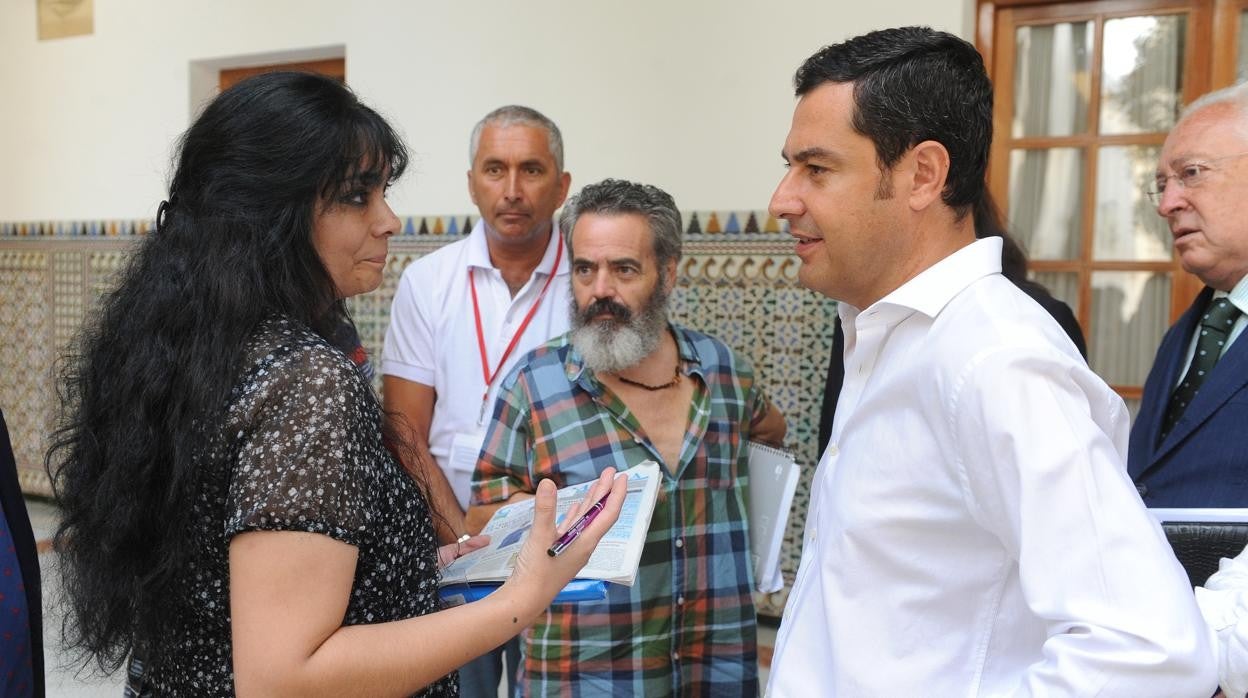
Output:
[439, 578, 608, 607]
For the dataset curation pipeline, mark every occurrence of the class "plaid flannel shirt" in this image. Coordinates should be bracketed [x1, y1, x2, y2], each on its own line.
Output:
[472, 323, 767, 697]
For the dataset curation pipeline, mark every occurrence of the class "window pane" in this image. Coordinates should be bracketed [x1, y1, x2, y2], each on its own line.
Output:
[1013, 22, 1093, 137]
[1008, 147, 1084, 260]
[1030, 271, 1080, 315]
[1089, 271, 1171, 385]
[1239, 10, 1248, 83]
[1100, 15, 1186, 135]
[1094, 145, 1171, 261]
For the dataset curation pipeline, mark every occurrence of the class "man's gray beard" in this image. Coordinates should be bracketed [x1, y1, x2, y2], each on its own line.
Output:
[569, 285, 670, 374]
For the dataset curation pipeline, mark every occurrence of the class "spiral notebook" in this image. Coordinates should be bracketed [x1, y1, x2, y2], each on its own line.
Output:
[748, 442, 800, 593]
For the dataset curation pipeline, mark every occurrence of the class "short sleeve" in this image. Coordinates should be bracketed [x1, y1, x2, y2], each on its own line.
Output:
[225, 344, 376, 546]
[719, 343, 769, 438]
[740, 362, 770, 433]
[381, 263, 437, 386]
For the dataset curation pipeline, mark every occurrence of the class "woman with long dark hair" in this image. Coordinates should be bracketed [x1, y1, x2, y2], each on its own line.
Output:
[46, 71, 624, 697]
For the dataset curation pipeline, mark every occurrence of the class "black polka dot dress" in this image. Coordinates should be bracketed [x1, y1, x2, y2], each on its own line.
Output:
[131, 317, 455, 696]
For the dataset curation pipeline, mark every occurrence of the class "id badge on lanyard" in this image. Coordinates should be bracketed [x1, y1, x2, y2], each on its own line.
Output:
[469, 239, 562, 428]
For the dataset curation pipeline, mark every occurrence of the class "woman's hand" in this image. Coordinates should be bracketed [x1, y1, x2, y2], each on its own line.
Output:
[437, 534, 490, 569]
[500, 468, 627, 621]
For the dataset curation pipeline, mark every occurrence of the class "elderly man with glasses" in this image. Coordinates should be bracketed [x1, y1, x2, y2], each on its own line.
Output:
[1128, 82, 1248, 508]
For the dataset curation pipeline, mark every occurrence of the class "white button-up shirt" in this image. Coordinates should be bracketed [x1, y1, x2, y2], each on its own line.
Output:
[768, 238, 1215, 697]
[382, 220, 570, 508]
[1196, 546, 1248, 698]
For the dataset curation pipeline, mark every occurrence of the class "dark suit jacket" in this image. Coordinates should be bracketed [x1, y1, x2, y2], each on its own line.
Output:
[1128, 287, 1248, 507]
[0, 408, 44, 696]
[818, 285, 1087, 452]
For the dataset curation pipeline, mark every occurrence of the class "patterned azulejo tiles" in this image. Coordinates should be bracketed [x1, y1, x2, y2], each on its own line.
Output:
[1, 211, 790, 239]
[0, 216, 819, 616]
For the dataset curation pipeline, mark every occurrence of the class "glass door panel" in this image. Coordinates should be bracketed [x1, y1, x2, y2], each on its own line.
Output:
[1013, 21, 1094, 137]
[1088, 271, 1172, 385]
[1099, 14, 1187, 135]
[1093, 145, 1172, 261]
[1239, 10, 1248, 82]
[1031, 271, 1081, 316]
[1008, 147, 1085, 260]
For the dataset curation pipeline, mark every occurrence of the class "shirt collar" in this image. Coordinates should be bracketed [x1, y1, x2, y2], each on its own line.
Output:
[862, 236, 1003, 321]
[1219, 275, 1248, 316]
[465, 218, 568, 277]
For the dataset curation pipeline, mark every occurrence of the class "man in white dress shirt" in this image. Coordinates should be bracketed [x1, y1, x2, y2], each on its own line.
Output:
[382, 104, 571, 698]
[765, 26, 1215, 696]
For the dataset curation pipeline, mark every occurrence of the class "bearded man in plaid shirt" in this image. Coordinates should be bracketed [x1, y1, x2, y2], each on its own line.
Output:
[468, 178, 787, 696]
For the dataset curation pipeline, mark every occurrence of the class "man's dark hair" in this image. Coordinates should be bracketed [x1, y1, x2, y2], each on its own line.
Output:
[794, 26, 992, 218]
[560, 178, 683, 269]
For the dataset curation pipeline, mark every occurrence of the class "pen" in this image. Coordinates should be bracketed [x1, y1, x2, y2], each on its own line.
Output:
[547, 493, 609, 557]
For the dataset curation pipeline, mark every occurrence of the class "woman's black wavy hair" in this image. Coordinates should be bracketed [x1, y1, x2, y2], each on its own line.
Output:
[46, 71, 412, 673]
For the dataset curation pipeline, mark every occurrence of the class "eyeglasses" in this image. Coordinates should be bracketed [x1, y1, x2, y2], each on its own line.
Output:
[1147, 151, 1248, 205]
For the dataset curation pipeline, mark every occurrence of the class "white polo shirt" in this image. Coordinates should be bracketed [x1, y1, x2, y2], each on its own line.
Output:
[382, 219, 570, 509]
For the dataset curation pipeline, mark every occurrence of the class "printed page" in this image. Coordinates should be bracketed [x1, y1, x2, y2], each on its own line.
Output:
[574, 465, 658, 584]
[439, 461, 661, 586]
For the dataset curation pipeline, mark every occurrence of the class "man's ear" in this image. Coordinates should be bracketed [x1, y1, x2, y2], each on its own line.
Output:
[663, 258, 678, 290]
[907, 140, 950, 212]
[467, 170, 479, 206]
[556, 171, 572, 207]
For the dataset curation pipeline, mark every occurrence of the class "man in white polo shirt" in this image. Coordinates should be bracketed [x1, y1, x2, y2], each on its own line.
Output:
[382, 104, 571, 698]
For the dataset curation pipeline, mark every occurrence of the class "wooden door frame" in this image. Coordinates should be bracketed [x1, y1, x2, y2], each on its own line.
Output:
[977, 0, 1224, 328]
[219, 57, 346, 92]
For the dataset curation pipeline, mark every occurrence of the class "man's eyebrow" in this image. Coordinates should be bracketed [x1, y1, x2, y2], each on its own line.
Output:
[786, 147, 840, 164]
[1162, 152, 1216, 168]
[572, 256, 644, 268]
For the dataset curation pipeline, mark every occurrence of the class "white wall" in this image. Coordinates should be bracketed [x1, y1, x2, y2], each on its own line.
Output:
[0, 0, 974, 221]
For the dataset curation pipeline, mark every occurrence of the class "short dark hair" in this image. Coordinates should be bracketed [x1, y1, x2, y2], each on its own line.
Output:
[794, 26, 992, 218]
[559, 179, 683, 268]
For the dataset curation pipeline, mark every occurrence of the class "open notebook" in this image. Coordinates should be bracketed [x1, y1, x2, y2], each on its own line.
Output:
[440, 461, 662, 605]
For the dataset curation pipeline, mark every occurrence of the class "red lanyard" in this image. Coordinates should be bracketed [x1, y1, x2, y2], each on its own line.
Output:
[469, 239, 563, 419]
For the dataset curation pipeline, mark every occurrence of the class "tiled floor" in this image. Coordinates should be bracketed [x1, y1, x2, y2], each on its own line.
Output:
[28, 496, 776, 696]
[28, 497, 123, 697]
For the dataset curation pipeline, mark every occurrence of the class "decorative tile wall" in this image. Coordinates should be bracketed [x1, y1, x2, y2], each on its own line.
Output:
[0, 212, 833, 615]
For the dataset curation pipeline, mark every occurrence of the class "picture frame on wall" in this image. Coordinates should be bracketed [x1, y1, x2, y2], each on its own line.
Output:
[37, 0, 93, 41]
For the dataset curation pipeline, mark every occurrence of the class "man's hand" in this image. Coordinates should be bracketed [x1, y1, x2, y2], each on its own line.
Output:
[752, 399, 788, 447]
